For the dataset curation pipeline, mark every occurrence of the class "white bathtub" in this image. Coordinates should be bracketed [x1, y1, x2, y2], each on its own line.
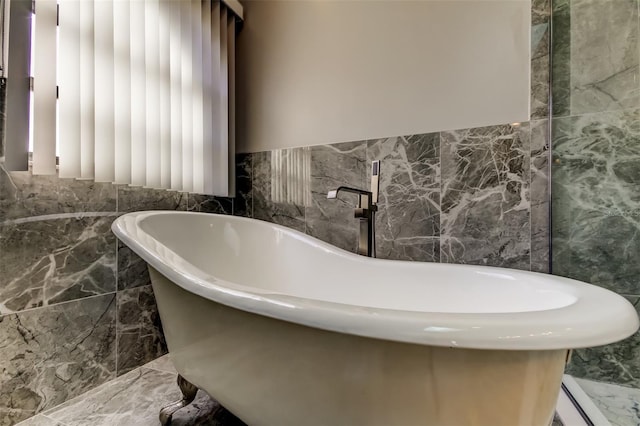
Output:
[113, 211, 639, 426]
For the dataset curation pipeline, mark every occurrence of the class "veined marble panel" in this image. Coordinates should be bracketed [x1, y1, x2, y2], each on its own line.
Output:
[531, 0, 550, 120]
[43, 368, 244, 426]
[0, 295, 116, 425]
[0, 216, 116, 314]
[575, 377, 640, 426]
[367, 134, 440, 262]
[252, 150, 306, 232]
[0, 79, 6, 159]
[116, 286, 166, 376]
[116, 241, 149, 291]
[187, 195, 233, 215]
[567, 297, 640, 388]
[305, 141, 367, 252]
[440, 123, 531, 269]
[552, 109, 640, 293]
[531, 120, 550, 273]
[551, 0, 571, 117]
[568, 0, 640, 115]
[234, 154, 253, 218]
[0, 166, 117, 222]
[116, 186, 187, 213]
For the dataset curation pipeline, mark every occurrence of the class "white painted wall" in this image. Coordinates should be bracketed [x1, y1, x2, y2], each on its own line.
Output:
[237, 0, 531, 153]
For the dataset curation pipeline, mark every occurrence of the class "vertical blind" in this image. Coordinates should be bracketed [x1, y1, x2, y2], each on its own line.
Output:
[6, 0, 241, 197]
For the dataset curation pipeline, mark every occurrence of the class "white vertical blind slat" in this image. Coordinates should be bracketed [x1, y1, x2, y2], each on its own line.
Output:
[169, 0, 182, 191]
[58, 0, 81, 178]
[145, 0, 161, 188]
[227, 11, 236, 196]
[180, 0, 193, 192]
[79, 0, 95, 179]
[216, 6, 229, 195]
[191, 0, 204, 194]
[130, 0, 146, 186]
[93, 0, 115, 182]
[32, 0, 57, 175]
[210, 1, 223, 195]
[113, 0, 132, 184]
[201, 0, 214, 195]
[158, 0, 171, 189]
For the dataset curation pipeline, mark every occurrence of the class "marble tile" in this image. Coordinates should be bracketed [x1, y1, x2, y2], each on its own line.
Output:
[566, 297, 640, 388]
[530, 0, 550, 120]
[367, 134, 440, 262]
[305, 141, 367, 252]
[531, 120, 550, 273]
[116, 286, 167, 376]
[551, 0, 571, 117]
[0, 165, 117, 221]
[234, 153, 252, 218]
[116, 241, 150, 291]
[568, 0, 640, 115]
[440, 123, 531, 269]
[142, 354, 176, 375]
[15, 415, 64, 426]
[251, 150, 306, 232]
[44, 368, 244, 426]
[0, 295, 116, 425]
[0, 216, 117, 314]
[552, 109, 640, 293]
[575, 377, 640, 426]
[117, 186, 187, 213]
[187, 194, 233, 215]
[0, 78, 6, 159]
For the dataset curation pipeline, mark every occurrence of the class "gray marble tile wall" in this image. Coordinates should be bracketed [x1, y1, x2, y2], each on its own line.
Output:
[246, 121, 548, 270]
[0, 158, 237, 424]
[551, 0, 640, 388]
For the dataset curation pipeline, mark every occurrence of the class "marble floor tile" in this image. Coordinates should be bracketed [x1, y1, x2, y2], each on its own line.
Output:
[0, 216, 116, 314]
[42, 368, 244, 426]
[13, 415, 63, 426]
[142, 354, 177, 375]
[552, 109, 640, 294]
[568, 0, 640, 116]
[252, 150, 306, 232]
[575, 378, 640, 426]
[441, 123, 531, 270]
[0, 295, 116, 425]
[367, 134, 440, 262]
[234, 154, 252, 218]
[116, 286, 167, 376]
[305, 141, 367, 253]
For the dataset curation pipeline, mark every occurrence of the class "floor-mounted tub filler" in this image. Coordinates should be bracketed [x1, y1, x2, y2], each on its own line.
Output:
[112, 211, 639, 426]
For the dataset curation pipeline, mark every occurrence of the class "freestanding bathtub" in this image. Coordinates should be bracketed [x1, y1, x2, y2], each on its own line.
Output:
[112, 211, 639, 426]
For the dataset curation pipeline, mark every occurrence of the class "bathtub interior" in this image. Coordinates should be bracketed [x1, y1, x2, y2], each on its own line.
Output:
[137, 212, 578, 314]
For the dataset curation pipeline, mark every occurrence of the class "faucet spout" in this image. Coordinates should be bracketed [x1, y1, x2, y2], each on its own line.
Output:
[326, 162, 380, 258]
[327, 186, 372, 200]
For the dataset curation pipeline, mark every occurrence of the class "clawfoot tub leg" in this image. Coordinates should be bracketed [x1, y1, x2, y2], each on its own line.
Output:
[159, 375, 199, 425]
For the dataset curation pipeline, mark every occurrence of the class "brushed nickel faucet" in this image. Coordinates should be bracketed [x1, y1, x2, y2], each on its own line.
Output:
[327, 161, 380, 257]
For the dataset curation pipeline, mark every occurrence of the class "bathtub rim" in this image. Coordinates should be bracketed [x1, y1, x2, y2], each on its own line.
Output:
[112, 210, 639, 351]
